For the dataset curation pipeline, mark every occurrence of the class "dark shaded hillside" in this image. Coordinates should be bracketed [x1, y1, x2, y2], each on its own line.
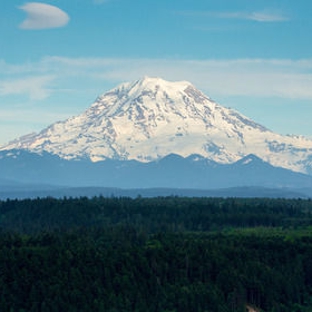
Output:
[1, 150, 312, 193]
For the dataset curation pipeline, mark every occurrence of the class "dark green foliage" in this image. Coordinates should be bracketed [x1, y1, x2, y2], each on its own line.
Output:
[0, 196, 312, 233]
[0, 196, 312, 311]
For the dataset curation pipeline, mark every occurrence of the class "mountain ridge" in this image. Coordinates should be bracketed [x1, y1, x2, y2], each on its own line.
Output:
[1, 149, 312, 190]
[1, 76, 312, 174]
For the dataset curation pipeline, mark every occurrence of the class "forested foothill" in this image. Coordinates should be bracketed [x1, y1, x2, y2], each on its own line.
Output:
[0, 196, 312, 312]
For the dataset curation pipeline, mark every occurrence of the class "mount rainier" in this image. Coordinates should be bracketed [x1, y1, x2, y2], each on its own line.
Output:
[2, 76, 312, 175]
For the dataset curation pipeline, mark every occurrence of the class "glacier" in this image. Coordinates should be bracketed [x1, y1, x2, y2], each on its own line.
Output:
[1, 76, 312, 175]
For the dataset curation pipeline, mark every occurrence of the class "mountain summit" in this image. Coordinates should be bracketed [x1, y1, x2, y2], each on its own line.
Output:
[1, 77, 312, 174]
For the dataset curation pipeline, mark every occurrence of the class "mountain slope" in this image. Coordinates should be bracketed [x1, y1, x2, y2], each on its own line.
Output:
[1, 77, 312, 174]
[1, 149, 312, 196]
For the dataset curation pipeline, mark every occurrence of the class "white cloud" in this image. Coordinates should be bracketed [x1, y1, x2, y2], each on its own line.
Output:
[0, 75, 55, 100]
[41, 57, 312, 100]
[0, 107, 70, 124]
[1, 57, 312, 100]
[18, 2, 69, 30]
[0, 57, 312, 144]
[179, 10, 289, 23]
[246, 11, 289, 22]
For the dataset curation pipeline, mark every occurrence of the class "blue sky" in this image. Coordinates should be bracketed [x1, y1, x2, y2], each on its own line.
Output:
[1, 0, 312, 145]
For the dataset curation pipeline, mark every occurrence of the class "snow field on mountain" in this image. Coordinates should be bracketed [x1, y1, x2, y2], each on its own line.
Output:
[1, 77, 312, 174]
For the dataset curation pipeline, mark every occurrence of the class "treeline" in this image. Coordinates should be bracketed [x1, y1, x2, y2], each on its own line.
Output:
[1, 196, 312, 233]
[0, 196, 312, 311]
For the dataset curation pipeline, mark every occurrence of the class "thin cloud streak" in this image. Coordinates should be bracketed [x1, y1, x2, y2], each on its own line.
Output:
[42, 57, 312, 100]
[93, 0, 110, 4]
[0, 57, 311, 145]
[0, 108, 70, 124]
[0, 75, 55, 100]
[1, 57, 312, 100]
[247, 12, 289, 22]
[18, 2, 70, 30]
[178, 10, 289, 22]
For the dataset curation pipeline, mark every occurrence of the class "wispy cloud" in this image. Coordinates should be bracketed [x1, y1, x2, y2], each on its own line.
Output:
[1, 57, 312, 101]
[93, 0, 110, 4]
[179, 10, 289, 23]
[18, 2, 70, 30]
[0, 57, 312, 144]
[246, 11, 289, 22]
[217, 11, 289, 22]
[0, 75, 55, 100]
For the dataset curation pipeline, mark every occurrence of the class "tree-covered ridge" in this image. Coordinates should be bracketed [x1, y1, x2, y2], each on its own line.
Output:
[1, 196, 312, 233]
[0, 196, 312, 311]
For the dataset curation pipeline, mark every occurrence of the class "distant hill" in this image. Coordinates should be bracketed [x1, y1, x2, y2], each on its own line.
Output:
[0, 150, 311, 199]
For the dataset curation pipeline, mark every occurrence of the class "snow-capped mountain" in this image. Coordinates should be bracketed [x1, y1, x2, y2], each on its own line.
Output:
[1, 76, 312, 174]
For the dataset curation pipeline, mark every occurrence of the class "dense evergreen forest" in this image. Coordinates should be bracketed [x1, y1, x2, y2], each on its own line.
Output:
[0, 196, 312, 311]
